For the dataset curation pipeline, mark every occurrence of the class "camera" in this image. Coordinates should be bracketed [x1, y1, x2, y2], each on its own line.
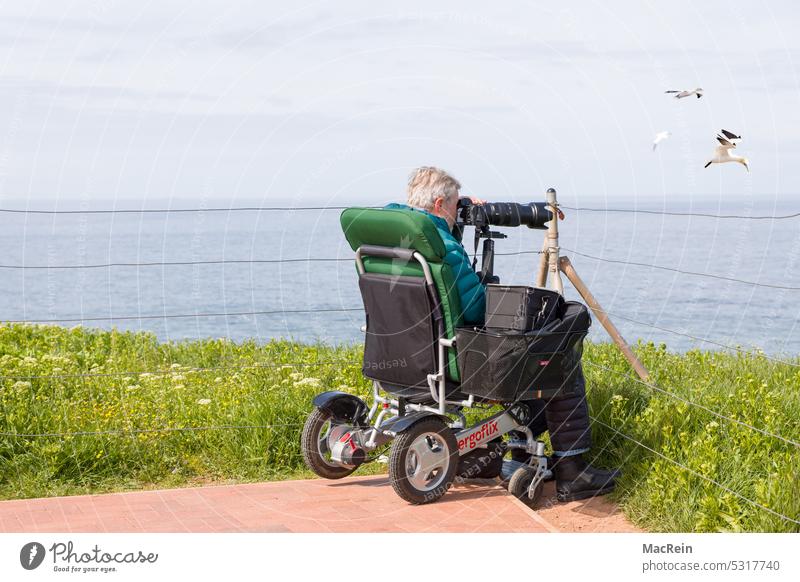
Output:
[455, 198, 553, 285]
[456, 199, 552, 230]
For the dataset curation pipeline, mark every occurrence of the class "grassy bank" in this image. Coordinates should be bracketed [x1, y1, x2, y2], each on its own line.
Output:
[1, 323, 798, 532]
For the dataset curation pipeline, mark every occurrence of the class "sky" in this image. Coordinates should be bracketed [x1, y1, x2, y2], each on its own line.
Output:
[0, 0, 798, 209]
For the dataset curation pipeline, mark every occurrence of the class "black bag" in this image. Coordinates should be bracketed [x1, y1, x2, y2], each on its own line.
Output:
[359, 273, 440, 387]
[456, 301, 591, 401]
[485, 285, 565, 331]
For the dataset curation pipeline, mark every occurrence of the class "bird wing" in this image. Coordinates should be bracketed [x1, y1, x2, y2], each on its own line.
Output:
[716, 135, 735, 149]
[664, 90, 680, 93]
[721, 129, 741, 140]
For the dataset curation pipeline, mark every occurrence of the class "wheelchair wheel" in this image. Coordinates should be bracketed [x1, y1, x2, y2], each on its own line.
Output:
[508, 465, 543, 508]
[389, 417, 459, 504]
[301, 408, 358, 480]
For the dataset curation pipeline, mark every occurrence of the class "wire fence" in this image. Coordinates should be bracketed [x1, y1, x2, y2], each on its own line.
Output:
[0, 205, 377, 215]
[2, 203, 798, 220]
[2, 201, 798, 528]
[0, 423, 305, 439]
[560, 205, 800, 221]
[588, 416, 800, 526]
[560, 247, 800, 291]
[0, 248, 542, 271]
[0, 359, 356, 381]
[582, 359, 800, 449]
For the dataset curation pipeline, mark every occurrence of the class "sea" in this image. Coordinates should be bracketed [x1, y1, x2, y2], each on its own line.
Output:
[1, 196, 799, 357]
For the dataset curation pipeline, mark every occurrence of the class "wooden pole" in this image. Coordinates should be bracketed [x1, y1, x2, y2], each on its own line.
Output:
[559, 256, 650, 382]
[535, 236, 548, 288]
[545, 188, 564, 294]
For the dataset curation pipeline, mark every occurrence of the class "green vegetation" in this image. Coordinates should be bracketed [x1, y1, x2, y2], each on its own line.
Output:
[1, 323, 798, 532]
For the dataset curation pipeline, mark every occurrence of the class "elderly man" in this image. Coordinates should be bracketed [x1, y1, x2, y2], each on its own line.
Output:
[386, 166, 620, 502]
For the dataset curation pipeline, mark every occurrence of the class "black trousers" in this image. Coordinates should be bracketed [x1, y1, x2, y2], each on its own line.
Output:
[511, 363, 592, 458]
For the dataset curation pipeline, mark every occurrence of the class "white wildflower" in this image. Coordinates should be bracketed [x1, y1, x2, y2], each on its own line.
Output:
[197, 398, 211, 405]
[293, 377, 322, 389]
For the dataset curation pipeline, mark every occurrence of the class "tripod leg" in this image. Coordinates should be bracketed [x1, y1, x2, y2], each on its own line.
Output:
[559, 256, 650, 382]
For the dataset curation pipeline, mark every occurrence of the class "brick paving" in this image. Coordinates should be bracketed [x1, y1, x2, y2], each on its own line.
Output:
[0, 475, 639, 533]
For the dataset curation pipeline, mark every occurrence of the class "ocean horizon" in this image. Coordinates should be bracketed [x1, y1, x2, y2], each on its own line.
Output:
[1, 195, 798, 357]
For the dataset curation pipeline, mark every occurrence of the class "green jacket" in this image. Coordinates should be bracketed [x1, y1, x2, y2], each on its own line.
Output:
[384, 203, 485, 324]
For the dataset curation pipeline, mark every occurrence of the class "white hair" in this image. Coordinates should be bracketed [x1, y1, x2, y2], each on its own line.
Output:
[406, 166, 461, 212]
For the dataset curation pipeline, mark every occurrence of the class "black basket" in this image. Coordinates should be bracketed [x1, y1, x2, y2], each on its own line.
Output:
[485, 284, 565, 331]
[456, 301, 590, 401]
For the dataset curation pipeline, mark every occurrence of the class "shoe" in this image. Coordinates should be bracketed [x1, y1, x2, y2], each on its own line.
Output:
[553, 454, 620, 502]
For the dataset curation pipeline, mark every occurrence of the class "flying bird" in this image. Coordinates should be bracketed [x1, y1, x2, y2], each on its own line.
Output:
[665, 88, 704, 99]
[704, 129, 749, 172]
[652, 131, 671, 151]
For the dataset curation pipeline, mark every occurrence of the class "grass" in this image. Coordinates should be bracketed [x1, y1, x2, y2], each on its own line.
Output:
[0, 323, 798, 532]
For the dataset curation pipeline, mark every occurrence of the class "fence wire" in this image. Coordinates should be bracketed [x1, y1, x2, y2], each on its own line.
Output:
[0, 422, 304, 439]
[561, 205, 800, 221]
[582, 359, 800, 449]
[589, 416, 800, 526]
[561, 247, 800, 291]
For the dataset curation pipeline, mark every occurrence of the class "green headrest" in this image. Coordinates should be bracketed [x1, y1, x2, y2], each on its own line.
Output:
[340, 207, 446, 262]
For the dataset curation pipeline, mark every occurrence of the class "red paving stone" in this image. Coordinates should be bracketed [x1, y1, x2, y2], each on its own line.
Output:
[0, 475, 640, 533]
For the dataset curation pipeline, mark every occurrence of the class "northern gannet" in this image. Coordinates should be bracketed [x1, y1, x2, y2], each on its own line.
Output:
[704, 129, 749, 172]
[665, 88, 704, 99]
[652, 131, 671, 151]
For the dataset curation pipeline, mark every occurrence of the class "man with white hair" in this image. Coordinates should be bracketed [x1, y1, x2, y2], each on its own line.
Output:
[386, 166, 620, 502]
[385, 166, 485, 324]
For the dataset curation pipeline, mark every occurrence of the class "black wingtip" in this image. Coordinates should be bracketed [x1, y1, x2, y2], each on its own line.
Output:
[697, 93, 702, 98]
[721, 129, 742, 140]
[704, 161, 712, 168]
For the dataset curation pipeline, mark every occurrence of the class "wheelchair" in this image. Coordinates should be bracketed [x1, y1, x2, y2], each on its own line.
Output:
[301, 206, 587, 505]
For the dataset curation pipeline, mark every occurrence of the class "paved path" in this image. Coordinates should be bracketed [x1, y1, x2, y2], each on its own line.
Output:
[0, 475, 640, 533]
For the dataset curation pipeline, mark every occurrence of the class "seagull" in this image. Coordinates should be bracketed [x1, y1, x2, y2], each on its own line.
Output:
[652, 131, 671, 151]
[704, 129, 749, 172]
[665, 88, 704, 99]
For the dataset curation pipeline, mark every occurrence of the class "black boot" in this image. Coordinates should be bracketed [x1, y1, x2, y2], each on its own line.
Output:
[553, 454, 620, 502]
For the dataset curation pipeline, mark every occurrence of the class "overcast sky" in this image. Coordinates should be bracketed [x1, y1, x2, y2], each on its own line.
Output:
[0, 0, 798, 208]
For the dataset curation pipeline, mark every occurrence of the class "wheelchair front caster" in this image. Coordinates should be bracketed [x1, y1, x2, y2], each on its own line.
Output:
[389, 417, 459, 505]
[508, 465, 544, 508]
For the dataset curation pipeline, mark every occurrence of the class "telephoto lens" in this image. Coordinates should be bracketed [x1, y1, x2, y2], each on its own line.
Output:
[481, 202, 551, 229]
[458, 200, 552, 229]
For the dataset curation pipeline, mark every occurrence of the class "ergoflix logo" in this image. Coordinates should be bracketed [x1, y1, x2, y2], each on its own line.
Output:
[20, 542, 46, 570]
[457, 420, 499, 450]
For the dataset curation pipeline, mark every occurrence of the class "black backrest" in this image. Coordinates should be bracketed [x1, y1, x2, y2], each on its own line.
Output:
[359, 272, 443, 388]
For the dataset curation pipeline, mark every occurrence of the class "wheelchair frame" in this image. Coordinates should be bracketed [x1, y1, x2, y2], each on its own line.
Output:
[302, 245, 550, 505]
